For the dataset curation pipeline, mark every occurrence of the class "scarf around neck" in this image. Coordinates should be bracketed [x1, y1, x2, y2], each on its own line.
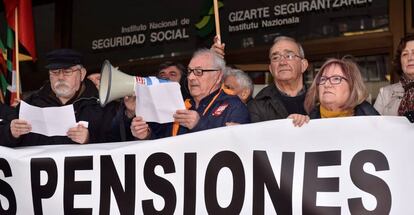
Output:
[398, 75, 414, 116]
[320, 105, 354, 118]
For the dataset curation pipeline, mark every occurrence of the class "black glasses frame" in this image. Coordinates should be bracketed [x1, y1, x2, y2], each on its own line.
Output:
[270, 52, 302, 62]
[317, 75, 348, 85]
[49, 67, 81, 77]
[187, 68, 219, 76]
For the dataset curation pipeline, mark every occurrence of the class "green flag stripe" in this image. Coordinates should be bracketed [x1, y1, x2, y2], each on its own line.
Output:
[0, 39, 5, 51]
[6, 28, 14, 49]
[6, 27, 14, 74]
[0, 73, 8, 94]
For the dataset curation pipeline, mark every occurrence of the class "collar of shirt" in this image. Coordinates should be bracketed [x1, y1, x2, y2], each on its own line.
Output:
[190, 88, 221, 114]
[276, 85, 306, 97]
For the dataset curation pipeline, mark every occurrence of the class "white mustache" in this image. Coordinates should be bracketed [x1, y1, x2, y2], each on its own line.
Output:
[188, 80, 199, 86]
[54, 81, 70, 89]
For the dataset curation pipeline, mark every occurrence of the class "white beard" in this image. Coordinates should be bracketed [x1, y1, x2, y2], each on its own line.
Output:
[54, 81, 73, 98]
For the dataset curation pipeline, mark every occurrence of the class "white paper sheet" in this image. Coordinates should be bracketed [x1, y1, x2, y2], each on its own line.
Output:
[135, 79, 185, 123]
[19, 101, 77, 136]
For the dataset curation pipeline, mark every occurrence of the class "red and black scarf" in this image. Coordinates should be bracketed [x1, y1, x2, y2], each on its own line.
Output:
[398, 75, 414, 116]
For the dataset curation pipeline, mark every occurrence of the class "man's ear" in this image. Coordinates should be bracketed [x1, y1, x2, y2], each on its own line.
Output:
[241, 89, 249, 102]
[80, 68, 87, 81]
[268, 64, 275, 77]
[301, 59, 309, 74]
[216, 71, 224, 85]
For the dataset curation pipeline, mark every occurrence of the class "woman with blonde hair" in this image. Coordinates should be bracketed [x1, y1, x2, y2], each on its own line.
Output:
[304, 58, 379, 118]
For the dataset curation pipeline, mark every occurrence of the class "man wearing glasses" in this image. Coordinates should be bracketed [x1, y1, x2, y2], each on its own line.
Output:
[2, 49, 110, 146]
[173, 49, 250, 131]
[129, 49, 250, 139]
[247, 36, 310, 126]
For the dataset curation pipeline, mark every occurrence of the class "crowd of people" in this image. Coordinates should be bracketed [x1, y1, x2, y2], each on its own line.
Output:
[0, 34, 413, 147]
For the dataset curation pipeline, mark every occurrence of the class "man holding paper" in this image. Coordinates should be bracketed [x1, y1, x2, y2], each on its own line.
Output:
[2, 49, 110, 146]
[129, 49, 250, 140]
[111, 76, 184, 141]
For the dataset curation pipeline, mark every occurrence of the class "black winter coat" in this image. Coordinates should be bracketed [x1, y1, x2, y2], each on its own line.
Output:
[2, 79, 115, 147]
[309, 101, 380, 119]
[0, 104, 17, 147]
[247, 84, 306, 122]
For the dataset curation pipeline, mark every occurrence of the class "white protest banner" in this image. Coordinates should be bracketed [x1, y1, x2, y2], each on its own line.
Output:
[0, 116, 413, 214]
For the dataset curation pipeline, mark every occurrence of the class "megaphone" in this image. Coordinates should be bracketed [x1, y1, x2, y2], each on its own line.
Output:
[99, 60, 136, 106]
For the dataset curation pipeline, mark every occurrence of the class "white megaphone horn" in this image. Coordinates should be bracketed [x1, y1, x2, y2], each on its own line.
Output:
[99, 60, 136, 106]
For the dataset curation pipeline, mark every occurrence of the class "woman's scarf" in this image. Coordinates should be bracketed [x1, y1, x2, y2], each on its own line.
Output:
[320, 105, 354, 118]
[398, 75, 414, 116]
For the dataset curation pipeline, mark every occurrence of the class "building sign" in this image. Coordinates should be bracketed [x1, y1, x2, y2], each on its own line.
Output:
[71, 0, 388, 69]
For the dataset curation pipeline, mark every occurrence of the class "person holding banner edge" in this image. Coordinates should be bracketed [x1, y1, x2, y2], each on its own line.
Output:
[174, 49, 250, 131]
[249, 36, 309, 126]
[1, 49, 114, 147]
[304, 58, 379, 118]
[213, 35, 309, 126]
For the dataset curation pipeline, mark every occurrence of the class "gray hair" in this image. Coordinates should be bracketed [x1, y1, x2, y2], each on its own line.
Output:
[224, 68, 254, 97]
[192, 48, 226, 72]
[270, 36, 305, 58]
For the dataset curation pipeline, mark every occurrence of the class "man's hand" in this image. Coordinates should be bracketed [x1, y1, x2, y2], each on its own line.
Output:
[287, 114, 310, 127]
[174, 109, 200, 129]
[130, 116, 151, 139]
[225, 122, 240, 126]
[124, 96, 136, 119]
[11, 98, 20, 107]
[211, 35, 225, 58]
[67, 124, 89, 144]
[10, 119, 31, 138]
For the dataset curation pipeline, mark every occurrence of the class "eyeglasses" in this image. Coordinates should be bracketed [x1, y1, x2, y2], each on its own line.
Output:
[187, 68, 219, 76]
[49, 67, 81, 77]
[317, 75, 348, 85]
[270, 52, 302, 62]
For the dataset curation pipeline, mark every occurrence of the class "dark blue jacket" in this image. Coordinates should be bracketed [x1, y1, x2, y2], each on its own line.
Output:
[1, 80, 116, 147]
[113, 88, 250, 141]
[186, 88, 250, 132]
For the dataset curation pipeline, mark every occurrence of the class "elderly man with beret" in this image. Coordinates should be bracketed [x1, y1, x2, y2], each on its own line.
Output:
[1, 49, 112, 147]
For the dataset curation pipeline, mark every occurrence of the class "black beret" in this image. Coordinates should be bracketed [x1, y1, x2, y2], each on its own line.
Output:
[45, 49, 83, 70]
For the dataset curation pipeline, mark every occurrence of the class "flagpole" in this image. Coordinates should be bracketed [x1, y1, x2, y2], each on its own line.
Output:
[0, 89, 4, 104]
[213, 0, 221, 40]
[14, 8, 21, 101]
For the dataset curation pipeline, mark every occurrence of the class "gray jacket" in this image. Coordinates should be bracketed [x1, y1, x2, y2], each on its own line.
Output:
[374, 82, 404, 116]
